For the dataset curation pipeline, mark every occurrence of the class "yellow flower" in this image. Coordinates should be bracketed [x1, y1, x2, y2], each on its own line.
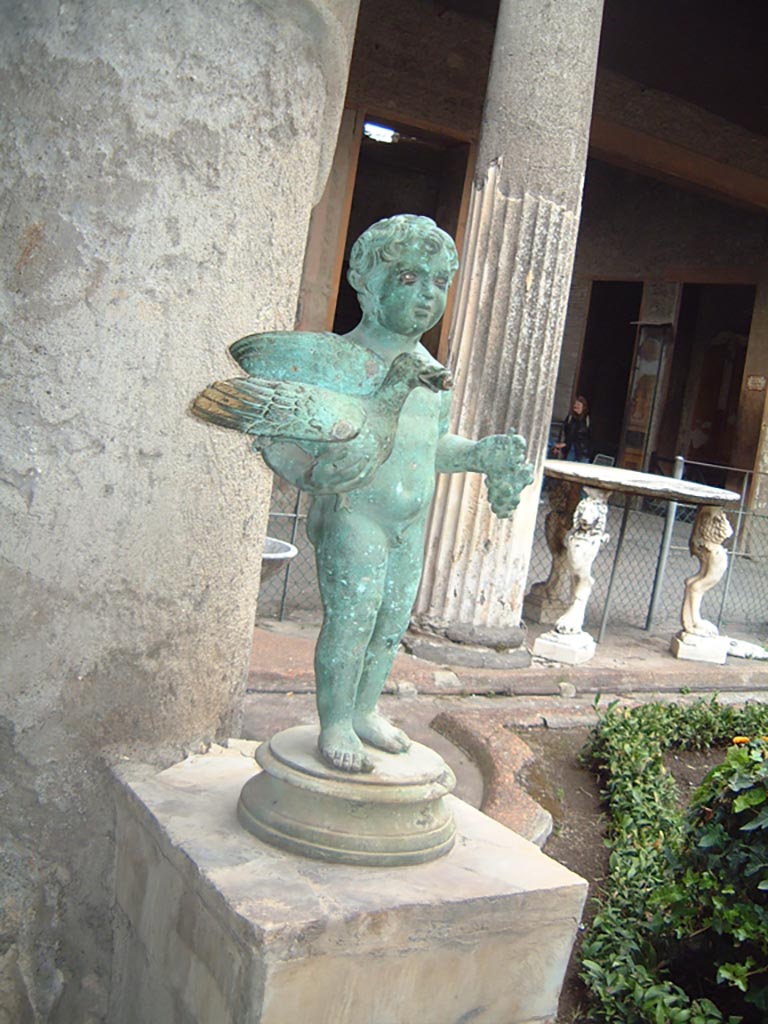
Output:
[732, 736, 751, 745]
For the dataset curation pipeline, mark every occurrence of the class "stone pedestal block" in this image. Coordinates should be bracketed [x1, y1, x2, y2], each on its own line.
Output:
[671, 631, 730, 665]
[111, 745, 587, 1024]
[533, 630, 596, 665]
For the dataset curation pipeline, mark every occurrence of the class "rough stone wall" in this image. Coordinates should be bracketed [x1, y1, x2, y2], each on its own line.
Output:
[0, 1, 358, 1019]
[577, 162, 767, 278]
[742, 271, 768, 541]
[345, 0, 494, 139]
[555, 277, 593, 424]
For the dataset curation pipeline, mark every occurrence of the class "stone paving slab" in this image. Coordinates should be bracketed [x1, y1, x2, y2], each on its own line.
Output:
[250, 619, 768, 699]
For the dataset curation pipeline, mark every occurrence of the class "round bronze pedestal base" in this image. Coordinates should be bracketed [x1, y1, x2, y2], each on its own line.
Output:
[238, 726, 456, 866]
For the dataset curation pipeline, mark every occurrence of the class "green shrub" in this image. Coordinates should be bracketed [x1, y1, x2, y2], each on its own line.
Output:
[652, 737, 768, 1018]
[579, 698, 768, 1024]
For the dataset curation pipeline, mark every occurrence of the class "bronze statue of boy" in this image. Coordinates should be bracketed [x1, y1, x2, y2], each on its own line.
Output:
[193, 215, 533, 773]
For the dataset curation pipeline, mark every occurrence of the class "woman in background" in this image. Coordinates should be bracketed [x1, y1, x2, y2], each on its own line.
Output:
[554, 396, 591, 463]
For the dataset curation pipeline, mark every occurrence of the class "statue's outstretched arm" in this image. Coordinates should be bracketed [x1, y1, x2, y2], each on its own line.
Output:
[435, 431, 534, 518]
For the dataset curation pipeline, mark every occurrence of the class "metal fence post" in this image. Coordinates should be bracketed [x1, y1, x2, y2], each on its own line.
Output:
[597, 493, 633, 644]
[645, 455, 685, 630]
[277, 488, 304, 621]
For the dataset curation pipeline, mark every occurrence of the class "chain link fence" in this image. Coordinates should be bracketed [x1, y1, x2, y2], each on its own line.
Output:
[259, 460, 768, 639]
[257, 476, 319, 622]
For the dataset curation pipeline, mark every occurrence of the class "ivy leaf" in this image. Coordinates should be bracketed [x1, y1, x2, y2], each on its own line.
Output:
[733, 788, 767, 813]
[740, 806, 768, 832]
[698, 828, 725, 848]
[729, 773, 756, 792]
[717, 961, 751, 992]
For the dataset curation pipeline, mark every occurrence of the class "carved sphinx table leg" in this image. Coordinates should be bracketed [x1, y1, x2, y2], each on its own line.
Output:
[522, 480, 580, 624]
[531, 486, 610, 664]
[671, 504, 733, 664]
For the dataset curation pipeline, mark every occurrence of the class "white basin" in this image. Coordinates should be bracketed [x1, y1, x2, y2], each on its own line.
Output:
[261, 537, 298, 582]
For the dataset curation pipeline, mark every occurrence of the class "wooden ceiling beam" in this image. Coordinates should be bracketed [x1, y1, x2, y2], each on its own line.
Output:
[589, 115, 768, 213]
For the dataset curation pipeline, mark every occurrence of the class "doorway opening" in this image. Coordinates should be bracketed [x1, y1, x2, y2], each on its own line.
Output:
[577, 280, 643, 462]
[332, 117, 471, 356]
[658, 283, 755, 486]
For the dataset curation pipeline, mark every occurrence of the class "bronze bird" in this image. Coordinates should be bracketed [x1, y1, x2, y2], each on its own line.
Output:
[191, 351, 452, 491]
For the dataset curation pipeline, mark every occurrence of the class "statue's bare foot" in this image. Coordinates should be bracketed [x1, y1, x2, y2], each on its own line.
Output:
[319, 724, 374, 773]
[354, 711, 411, 754]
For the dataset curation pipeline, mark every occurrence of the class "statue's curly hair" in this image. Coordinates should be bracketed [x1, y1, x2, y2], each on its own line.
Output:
[348, 214, 458, 288]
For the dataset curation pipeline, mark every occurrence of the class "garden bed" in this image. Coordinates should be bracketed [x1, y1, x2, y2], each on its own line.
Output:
[516, 698, 768, 1023]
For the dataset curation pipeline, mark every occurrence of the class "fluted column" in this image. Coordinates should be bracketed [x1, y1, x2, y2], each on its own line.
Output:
[415, 0, 605, 638]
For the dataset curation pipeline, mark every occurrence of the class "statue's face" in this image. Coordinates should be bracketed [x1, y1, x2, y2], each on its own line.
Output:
[368, 249, 454, 337]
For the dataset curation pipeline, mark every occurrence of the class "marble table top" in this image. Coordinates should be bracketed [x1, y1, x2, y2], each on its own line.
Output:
[543, 459, 740, 506]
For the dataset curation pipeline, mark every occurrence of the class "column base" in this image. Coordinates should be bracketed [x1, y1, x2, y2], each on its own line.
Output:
[533, 630, 596, 665]
[111, 745, 587, 1024]
[238, 726, 456, 866]
[671, 631, 730, 664]
[405, 623, 531, 669]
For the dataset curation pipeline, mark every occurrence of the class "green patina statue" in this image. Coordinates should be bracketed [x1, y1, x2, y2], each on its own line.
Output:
[192, 215, 533, 773]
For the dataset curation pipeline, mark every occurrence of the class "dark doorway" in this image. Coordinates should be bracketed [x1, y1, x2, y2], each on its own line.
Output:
[663, 283, 755, 485]
[577, 281, 643, 462]
[332, 118, 470, 356]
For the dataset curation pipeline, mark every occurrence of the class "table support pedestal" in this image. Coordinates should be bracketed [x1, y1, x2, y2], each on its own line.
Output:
[531, 487, 609, 664]
[671, 505, 734, 665]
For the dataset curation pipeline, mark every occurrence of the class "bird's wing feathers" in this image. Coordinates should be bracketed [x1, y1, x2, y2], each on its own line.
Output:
[191, 376, 364, 443]
[229, 331, 387, 394]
